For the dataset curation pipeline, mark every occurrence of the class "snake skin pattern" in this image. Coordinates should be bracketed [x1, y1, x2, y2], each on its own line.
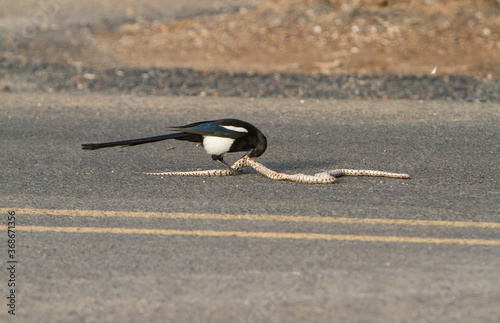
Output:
[145, 156, 410, 184]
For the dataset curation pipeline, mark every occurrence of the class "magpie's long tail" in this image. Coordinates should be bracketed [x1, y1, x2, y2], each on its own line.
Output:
[81, 133, 188, 150]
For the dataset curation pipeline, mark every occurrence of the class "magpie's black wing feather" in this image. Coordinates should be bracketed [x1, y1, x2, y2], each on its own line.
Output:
[170, 121, 247, 139]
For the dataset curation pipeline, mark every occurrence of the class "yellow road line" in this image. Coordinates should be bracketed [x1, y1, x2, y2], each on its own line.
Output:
[3, 225, 500, 245]
[2, 208, 500, 229]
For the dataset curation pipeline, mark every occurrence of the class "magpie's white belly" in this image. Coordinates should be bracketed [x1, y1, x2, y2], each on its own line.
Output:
[203, 136, 235, 156]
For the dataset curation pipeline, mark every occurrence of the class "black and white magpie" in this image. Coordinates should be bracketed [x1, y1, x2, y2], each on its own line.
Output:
[81, 119, 267, 170]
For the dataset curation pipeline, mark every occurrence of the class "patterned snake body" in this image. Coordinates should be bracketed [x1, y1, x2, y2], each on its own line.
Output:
[145, 156, 410, 184]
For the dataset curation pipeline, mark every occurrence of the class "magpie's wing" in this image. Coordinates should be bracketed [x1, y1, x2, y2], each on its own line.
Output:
[170, 121, 247, 139]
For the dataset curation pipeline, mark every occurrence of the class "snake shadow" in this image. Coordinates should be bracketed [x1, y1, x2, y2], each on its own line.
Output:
[259, 157, 343, 173]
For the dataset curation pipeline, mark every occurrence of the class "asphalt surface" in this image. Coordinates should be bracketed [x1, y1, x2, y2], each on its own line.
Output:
[1, 92, 499, 322]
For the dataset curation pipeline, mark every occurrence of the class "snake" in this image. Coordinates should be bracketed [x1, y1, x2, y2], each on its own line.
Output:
[144, 155, 410, 184]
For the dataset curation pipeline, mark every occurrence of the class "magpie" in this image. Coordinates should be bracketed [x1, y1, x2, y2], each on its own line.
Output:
[81, 119, 267, 170]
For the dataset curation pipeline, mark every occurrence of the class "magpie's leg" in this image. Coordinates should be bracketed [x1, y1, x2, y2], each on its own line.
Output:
[212, 155, 236, 174]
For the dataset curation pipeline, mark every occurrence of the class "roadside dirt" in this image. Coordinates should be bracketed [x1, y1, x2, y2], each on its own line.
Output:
[6, 0, 500, 76]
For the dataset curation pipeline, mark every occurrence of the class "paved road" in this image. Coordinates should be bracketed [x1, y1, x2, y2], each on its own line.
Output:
[1, 92, 499, 322]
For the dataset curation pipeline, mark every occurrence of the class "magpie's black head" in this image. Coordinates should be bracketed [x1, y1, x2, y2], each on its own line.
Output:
[212, 119, 268, 158]
[247, 131, 267, 158]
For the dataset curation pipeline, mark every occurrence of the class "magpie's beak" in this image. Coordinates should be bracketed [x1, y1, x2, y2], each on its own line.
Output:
[248, 141, 267, 158]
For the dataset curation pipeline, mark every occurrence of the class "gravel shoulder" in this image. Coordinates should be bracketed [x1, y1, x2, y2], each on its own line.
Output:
[2, 0, 500, 101]
[1, 58, 500, 101]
